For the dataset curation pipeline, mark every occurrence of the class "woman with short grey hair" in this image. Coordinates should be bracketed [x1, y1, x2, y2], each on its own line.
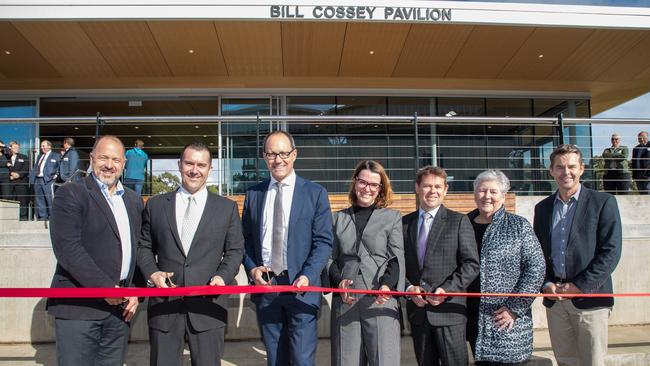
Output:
[466, 169, 545, 366]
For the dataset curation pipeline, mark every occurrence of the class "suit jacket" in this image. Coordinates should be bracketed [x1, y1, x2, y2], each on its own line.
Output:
[533, 186, 622, 309]
[8, 153, 29, 183]
[0, 152, 8, 182]
[29, 151, 60, 184]
[137, 190, 244, 332]
[328, 207, 405, 292]
[58, 148, 81, 182]
[242, 175, 333, 308]
[403, 205, 479, 326]
[47, 175, 144, 320]
[632, 142, 650, 180]
[602, 146, 631, 176]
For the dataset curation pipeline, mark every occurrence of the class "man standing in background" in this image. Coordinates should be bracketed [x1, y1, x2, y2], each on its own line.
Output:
[124, 139, 148, 195]
[58, 137, 81, 183]
[29, 139, 60, 223]
[632, 131, 650, 194]
[601, 133, 631, 195]
[8, 141, 29, 220]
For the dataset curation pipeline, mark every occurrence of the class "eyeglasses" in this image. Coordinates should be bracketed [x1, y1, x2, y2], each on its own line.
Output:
[264, 149, 295, 160]
[355, 177, 382, 192]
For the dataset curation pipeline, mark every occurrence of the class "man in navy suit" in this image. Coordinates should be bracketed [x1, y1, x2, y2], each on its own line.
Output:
[534, 144, 622, 366]
[242, 131, 333, 366]
[48, 135, 143, 365]
[29, 139, 60, 221]
[632, 131, 650, 194]
[58, 137, 81, 182]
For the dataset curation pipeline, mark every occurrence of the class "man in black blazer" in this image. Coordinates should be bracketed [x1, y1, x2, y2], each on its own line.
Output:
[534, 144, 622, 366]
[58, 137, 81, 182]
[48, 135, 143, 365]
[632, 131, 650, 194]
[403, 166, 479, 366]
[138, 141, 244, 366]
[7, 141, 30, 220]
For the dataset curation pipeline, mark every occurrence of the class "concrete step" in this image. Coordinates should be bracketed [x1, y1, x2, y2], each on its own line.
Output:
[0, 219, 50, 233]
[0, 231, 51, 247]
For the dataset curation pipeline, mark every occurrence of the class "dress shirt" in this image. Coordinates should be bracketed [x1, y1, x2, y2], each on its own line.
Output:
[37, 151, 51, 177]
[551, 184, 582, 280]
[261, 171, 296, 270]
[11, 154, 16, 166]
[175, 186, 208, 249]
[93, 175, 132, 281]
[417, 205, 442, 236]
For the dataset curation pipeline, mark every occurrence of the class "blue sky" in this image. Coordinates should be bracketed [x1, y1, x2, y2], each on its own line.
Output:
[592, 92, 650, 152]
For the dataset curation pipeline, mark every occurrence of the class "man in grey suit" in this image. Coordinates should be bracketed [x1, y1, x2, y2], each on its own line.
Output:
[403, 166, 479, 366]
[138, 141, 245, 366]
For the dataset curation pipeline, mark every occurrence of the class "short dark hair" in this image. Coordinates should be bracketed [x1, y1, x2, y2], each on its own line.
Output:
[549, 144, 583, 166]
[64, 137, 75, 147]
[263, 130, 296, 152]
[348, 160, 393, 208]
[180, 141, 212, 165]
[416, 166, 448, 185]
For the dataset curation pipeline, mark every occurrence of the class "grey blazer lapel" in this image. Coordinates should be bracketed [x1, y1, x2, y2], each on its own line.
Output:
[165, 192, 185, 257]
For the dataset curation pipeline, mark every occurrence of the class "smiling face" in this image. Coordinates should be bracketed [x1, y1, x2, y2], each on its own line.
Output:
[90, 137, 125, 189]
[354, 169, 382, 207]
[639, 132, 648, 145]
[264, 133, 296, 182]
[550, 152, 584, 197]
[40, 141, 51, 154]
[9, 143, 19, 155]
[416, 173, 448, 211]
[178, 147, 211, 195]
[474, 179, 505, 217]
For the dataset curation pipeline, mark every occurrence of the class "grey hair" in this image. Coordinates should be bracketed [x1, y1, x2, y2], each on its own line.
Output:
[473, 169, 510, 194]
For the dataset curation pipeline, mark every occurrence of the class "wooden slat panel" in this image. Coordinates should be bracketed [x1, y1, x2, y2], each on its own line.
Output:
[499, 27, 593, 80]
[282, 22, 346, 77]
[214, 22, 282, 76]
[549, 29, 646, 81]
[12, 21, 114, 78]
[446, 25, 534, 79]
[597, 33, 650, 82]
[148, 21, 227, 77]
[0, 22, 60, 78]
[339, 22, 410, 77]
[393, 24, 473, 78]
[80, 21, 171, 77]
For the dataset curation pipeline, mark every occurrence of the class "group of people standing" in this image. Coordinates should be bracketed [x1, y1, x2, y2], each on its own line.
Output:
[45, 131, 622, 366]
[602, 130, 650, 194]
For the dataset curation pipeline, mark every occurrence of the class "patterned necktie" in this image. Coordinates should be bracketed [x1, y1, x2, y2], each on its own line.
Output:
[181, 196, 197, 256]
[417, 212, 432, 268]
[271, 182, 285, 274]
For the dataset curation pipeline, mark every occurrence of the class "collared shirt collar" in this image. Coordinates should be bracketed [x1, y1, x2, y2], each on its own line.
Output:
[555, 183, 582, 204]
[93, 174, 125, 198]
[269, 170, 296, 188]
[177, 185, 208, 204]
[418, 205, 441, 220]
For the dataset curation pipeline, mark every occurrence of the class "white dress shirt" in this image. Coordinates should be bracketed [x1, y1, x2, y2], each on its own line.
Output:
[37, 151, 51, 177]
[175, 185, 208, 252]
[261, 171, 296, 270]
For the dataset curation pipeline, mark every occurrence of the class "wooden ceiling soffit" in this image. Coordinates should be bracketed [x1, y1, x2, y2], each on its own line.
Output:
[597, 32, 650, 82]
[445, 25, 535, 79]
[214, 21, 282, 77]
[0, 22, 60, 78]
[282, 21, 346, 77]
[12, 21, 114, 78]
[548, 29, 647, 82]
[339, 22, 410, 77]
[80, 21, 172, 77]
[498, 27, 593, 81]
[147, 21, 227, 77]
[393, 23, 473, 78]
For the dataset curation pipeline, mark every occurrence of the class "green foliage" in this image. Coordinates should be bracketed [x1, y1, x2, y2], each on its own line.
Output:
[151, 172, 180, 194]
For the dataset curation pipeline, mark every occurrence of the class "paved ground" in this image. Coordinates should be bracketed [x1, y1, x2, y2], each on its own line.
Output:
[0, 325, 648, 365]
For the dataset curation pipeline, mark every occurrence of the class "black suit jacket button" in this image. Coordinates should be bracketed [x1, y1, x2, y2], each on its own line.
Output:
[185, 264, 189, 267]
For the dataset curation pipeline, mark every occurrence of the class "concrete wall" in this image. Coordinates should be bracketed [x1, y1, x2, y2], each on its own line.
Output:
[0, 195, 648, 343]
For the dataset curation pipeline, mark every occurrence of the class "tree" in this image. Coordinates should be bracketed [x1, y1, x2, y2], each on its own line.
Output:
[151, 172, 180, 194]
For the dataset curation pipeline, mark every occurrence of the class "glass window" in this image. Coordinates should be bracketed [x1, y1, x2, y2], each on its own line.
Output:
[0, 101, 37, 118]
[486, 98, 532, 117]
[387, 97, 431, 116]
[437, 97, 485, 117]
[336, 96, 386, 116]
[533, 99, 590, 117]
[287, 96, 336, 116]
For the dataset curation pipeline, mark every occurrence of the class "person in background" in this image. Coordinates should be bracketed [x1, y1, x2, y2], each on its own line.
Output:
[0, 140, 10, 199]
[632, 131, 650, 194]
[58, 137, 81, 182]
[327, 160, 404, 366]
[467, 169, 545, 366]
[124, 139, 148, 195]
[8, 141, 29, 220]
[534, 144, 622, 366]
[602, 133, 631, 195]
[29, 139, 60, 222]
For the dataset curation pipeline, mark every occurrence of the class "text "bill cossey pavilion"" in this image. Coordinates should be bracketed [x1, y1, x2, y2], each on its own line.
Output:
[270, 5, 453, 21]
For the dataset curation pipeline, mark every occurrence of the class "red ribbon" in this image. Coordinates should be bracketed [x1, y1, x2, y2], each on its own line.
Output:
[0, 285, 648, 298]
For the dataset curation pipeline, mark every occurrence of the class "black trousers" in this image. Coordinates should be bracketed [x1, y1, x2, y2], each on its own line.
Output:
[10, 181, 29, 219]
[603, 173, 631, 195]
[411, 321, 468, 366]
[55, 312, 130, 366]
[149, 312, 225, 366]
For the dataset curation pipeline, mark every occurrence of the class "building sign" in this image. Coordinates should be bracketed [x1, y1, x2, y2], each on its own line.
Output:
[270, 5, 452, 22]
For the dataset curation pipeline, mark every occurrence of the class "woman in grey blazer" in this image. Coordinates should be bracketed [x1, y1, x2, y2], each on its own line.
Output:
[327, 160, 405, 366]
